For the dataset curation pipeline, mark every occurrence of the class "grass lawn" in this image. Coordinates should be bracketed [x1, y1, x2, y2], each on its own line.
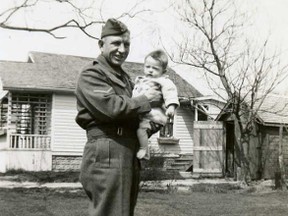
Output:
[1, 188, 288, 216]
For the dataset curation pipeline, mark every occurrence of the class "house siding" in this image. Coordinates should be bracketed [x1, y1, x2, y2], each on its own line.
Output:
[175, 107, 194, 153]
[51, 93, 86, 155]
[149, 107, 194, 155]
[50, 94, 196, 171]
[262, 127, 288, 179]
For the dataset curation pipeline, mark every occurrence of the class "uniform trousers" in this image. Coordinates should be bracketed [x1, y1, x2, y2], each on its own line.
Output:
[80, 127, 140, 216]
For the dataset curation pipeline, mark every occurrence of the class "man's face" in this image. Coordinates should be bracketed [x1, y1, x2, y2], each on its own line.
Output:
[99, 32, 130, 67]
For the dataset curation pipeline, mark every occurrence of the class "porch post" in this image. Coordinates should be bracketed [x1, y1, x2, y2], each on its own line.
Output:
[195, 104, 198, 121]
[6, 92, 12, 149]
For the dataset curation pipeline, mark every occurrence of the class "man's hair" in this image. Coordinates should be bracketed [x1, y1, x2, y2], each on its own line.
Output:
[145, 49, 168, 71]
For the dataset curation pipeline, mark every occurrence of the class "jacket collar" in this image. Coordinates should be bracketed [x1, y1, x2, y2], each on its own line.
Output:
[95, 54, 127, 77]
[94, 54, 132, 89]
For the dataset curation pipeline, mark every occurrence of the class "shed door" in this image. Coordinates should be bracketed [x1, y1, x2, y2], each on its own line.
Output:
[193, 121, 225, 176]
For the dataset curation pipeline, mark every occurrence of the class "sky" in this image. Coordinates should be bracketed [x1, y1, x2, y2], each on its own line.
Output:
[1, 0, 288, 95]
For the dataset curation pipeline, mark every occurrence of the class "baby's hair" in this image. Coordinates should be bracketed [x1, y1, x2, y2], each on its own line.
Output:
[145, 49, 168, 71]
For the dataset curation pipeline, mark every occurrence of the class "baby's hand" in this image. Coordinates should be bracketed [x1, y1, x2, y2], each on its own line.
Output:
[166, 105, 176, 118]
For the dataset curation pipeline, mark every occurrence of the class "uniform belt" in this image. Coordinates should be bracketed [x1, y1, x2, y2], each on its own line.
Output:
[86, 125, 137, 138]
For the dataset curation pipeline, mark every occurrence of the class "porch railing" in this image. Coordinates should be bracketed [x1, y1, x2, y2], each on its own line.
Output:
[9, 134, 51, 150]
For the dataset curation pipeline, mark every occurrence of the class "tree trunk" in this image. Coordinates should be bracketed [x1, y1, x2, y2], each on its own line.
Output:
[234, 118, 252, 184]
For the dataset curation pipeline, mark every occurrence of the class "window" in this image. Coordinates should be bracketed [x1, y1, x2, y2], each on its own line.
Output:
[203, 105, 209, 111]
[197, 104, 209, 121]
[158, 117, 180, 145]
[10, 93, 52, 135]
[0, 97, 8, 129]
[160, 117, 174, 137]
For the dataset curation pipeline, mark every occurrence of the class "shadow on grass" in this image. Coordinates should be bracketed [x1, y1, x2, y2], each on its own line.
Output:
[0, 169, 80, 183]
[188, 183, 242, 193]
[1, 167, 185, 183]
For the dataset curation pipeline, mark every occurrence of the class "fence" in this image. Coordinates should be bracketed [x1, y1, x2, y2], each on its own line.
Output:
[193, 121, 225, 177]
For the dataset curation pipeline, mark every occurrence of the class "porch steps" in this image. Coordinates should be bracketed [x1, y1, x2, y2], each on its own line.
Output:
[167, 154, 193, 172]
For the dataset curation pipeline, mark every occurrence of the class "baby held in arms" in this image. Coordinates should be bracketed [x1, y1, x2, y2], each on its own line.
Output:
[132, 49, 179, 159]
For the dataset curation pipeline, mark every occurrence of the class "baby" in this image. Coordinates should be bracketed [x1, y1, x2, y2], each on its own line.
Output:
[132, 49, 179, 159]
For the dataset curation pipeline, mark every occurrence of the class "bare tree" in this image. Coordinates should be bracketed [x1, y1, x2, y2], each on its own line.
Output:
[0, 0, 154, 40]
[169, 0, 288, 184]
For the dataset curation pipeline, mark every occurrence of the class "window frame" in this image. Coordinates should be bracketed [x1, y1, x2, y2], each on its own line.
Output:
[9, 92, 52, 135]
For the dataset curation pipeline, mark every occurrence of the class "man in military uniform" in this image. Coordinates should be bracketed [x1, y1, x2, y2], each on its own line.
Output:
[75, 18, 161, 216]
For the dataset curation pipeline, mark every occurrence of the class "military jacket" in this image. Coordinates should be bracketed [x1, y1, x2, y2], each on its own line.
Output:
[75, 55, 151, 130]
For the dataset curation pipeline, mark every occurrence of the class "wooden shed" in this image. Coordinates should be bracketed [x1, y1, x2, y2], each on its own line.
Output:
[219, 94, 288, 179]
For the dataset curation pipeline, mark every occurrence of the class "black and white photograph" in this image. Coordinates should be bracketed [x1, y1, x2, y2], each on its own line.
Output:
[1, 0, 288, 215]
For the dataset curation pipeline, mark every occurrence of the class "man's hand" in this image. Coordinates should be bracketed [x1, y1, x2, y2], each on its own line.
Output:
[144, 85, 162, 102]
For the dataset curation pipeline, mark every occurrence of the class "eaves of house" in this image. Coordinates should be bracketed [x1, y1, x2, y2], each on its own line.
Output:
[0, 51, 202, 99]
[255, 94, 288, 126]
[217, 94, 288, 126]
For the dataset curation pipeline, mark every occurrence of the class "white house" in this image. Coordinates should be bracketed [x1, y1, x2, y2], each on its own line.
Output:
[0, 51, 225, 174]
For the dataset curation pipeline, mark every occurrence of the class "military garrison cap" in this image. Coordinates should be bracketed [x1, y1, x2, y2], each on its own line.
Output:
[101, 18, 129, 38]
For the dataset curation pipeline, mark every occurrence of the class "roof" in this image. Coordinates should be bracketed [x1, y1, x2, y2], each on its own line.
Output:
[256, 94, 288, 125]
[218, 94, 288, 125]
[0, 51, 202, 98]
[193, 95, 226, 103]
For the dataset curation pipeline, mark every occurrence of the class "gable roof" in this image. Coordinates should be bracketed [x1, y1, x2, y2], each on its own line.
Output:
[0, 51, 202, 98]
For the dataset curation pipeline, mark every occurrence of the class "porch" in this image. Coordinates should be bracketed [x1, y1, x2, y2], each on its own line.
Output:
[0, 92, 53, 172]
[9, 134, 51, 149]
[0, 134, 52, 173]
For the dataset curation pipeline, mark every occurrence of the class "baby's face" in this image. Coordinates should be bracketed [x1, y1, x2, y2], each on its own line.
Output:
[144, 56, 165, 78]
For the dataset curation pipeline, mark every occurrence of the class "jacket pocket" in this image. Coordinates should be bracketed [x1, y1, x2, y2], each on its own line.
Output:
[93, 138, 121, 168]
[93, 138, 110, 168]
